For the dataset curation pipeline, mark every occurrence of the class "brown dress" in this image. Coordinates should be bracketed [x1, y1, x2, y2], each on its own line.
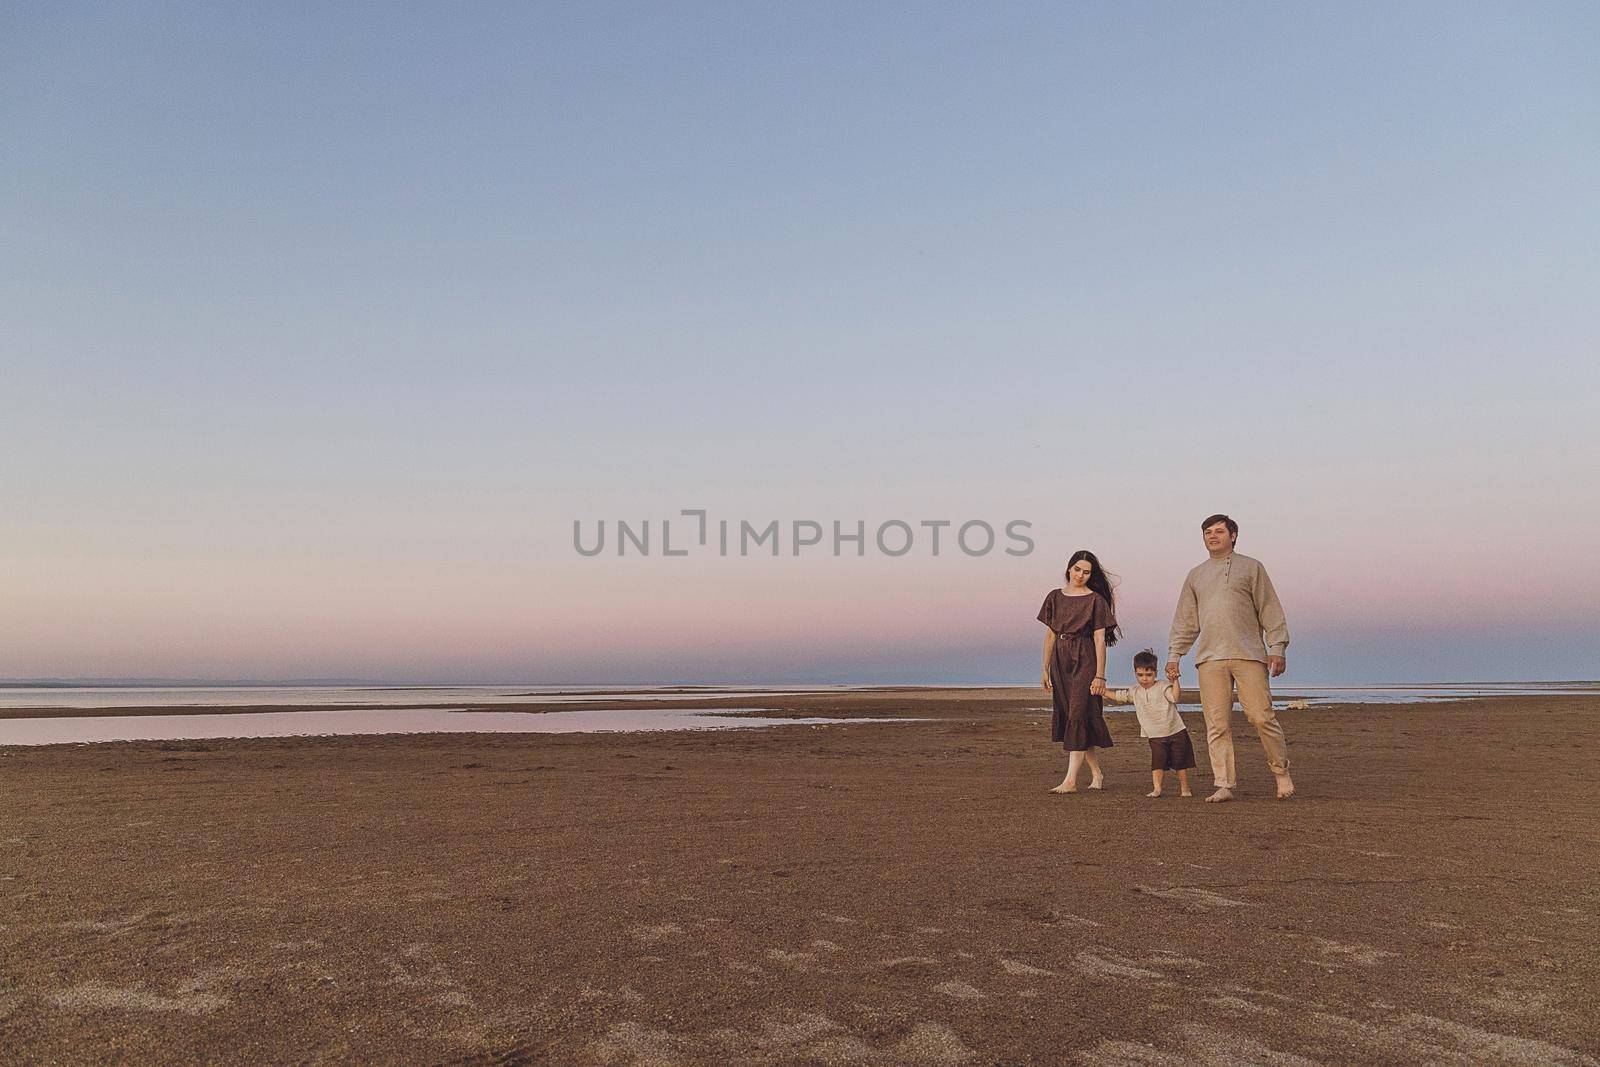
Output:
[1037, 589, 1116, 751]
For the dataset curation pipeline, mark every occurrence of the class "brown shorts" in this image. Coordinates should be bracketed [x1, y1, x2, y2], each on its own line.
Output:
[1149, 729, 1196, 771]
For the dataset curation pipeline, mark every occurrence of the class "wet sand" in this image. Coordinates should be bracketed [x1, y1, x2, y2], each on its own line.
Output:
[2, 689, 1597, 1065]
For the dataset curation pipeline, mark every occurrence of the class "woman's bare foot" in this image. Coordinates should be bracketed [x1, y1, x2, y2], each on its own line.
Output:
[1145, 789, 1161, 798]
[1050, 780, 1077, 793]
[1205, 787, 1235, 803]
[1275, 772, 1295, 799]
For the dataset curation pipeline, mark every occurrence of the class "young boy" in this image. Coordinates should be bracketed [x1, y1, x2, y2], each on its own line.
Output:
[1106, 648, 1196, 798]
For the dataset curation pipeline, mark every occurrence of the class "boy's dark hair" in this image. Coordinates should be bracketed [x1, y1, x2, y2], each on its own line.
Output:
[1201, 513, 1238, 538]
[1133, 648, 1159, 671]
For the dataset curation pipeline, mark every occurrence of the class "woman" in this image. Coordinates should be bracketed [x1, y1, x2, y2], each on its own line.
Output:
[1037, 550, 1120, 792]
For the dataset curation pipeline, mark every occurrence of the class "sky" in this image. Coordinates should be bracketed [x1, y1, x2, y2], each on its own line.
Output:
[3, 2, 1597, 684]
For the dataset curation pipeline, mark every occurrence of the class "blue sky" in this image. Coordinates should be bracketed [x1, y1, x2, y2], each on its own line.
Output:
[4, 3, 1597, 683]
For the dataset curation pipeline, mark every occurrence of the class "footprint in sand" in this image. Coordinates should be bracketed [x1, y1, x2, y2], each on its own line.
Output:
[592, 1014, 976, 1066]
[1133, 884, 1254, 909]
[999, 958, 1056, 977]
[62, 912, 149, 934]
[1301, 935, 1399, 967]
[384, 945, 457, 991]
[1205, 994, 1280, 1015]
[405, 891, 452, 903]
[49, 982, 226, 1016]
[767, 948, 818, 966]
[1143, 951, 1205, 971]
[1072, 950, 1162, 980]
[878, 956, 942, 974]
[934, 981, 985, 1000]
[1041, 909, 1104, 928]
[631, 922, 685, 945]
[1473, 986, 1555, 1018]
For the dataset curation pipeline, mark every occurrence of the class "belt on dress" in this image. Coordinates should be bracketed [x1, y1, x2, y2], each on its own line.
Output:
[1055, 632, 1087, 672]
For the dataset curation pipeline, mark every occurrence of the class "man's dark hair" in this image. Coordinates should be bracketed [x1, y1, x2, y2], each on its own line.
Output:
[1133, 648, 1159, 671]
[1201, 513, 1238, 538]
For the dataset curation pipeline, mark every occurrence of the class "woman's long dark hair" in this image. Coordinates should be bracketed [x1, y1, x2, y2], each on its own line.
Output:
[1065, 549, 1121, 647]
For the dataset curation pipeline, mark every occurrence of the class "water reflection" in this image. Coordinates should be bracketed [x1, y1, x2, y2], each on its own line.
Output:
[0, 685, 856, 710]
[0, 708, 918, 747]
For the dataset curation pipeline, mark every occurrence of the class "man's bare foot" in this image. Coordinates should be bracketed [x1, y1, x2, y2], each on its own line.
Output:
[1275, 772, 1295, 799]
[1146, 789, 1161, 798]
[1205, 787, 1235, 803]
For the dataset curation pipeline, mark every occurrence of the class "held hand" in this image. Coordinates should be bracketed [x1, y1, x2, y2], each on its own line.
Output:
[1090, 677, 1106, 697]
[1268, 655, 1286, 678]
[1165, 660, 1180, 682]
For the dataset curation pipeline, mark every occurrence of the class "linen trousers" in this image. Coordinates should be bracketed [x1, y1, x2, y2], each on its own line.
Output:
[1196, 659, 1289, 788]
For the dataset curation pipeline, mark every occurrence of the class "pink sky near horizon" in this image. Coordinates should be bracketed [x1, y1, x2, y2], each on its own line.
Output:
[5, 506, 1595, 683]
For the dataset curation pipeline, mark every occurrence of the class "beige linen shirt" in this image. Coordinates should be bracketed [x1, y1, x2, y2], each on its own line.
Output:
[1110, 683, 1186, 739]
[1167, 552, 1289, 666]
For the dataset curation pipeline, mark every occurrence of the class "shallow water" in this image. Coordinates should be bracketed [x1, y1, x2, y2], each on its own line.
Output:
[0, 707, 917, 747]
[2, 684, 1589, 746]
[0, 684, 854, 710]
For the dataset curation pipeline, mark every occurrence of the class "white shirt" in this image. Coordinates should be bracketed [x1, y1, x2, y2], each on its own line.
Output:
[1112, 682, 1185, 739]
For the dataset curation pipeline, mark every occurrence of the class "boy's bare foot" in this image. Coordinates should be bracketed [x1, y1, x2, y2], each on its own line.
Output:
[1146, 789, 1161, 798]
[1205, 787, 1235, 803]
[1275, 772, 1295, 799]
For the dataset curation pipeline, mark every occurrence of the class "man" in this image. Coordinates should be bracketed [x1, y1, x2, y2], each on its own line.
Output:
[1166, 514, 1294, 803]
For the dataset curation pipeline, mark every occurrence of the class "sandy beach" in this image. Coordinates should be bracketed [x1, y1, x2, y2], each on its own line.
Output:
[3, 689, 1597, 1065]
